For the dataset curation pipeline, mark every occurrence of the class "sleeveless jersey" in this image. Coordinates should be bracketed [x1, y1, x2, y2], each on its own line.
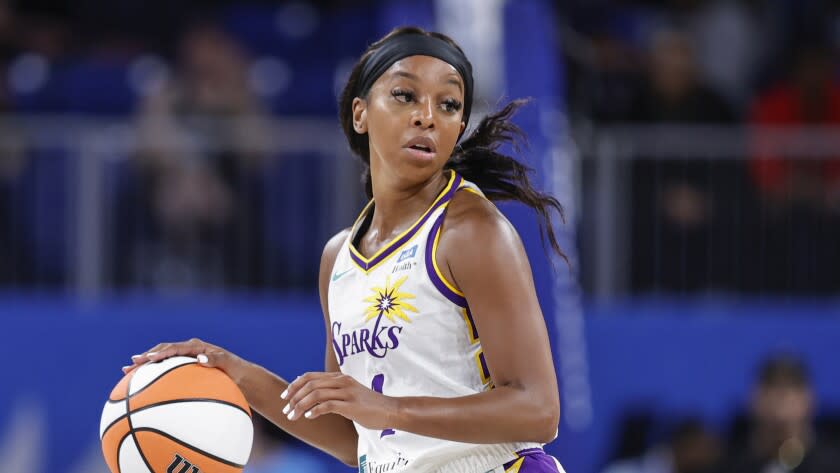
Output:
[328, 171, 543, 473]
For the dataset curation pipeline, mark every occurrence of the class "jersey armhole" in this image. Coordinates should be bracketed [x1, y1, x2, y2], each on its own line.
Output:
[424, 209, 467, 307]
[462, 187, 484, 197]
[423, 184, 488, 307]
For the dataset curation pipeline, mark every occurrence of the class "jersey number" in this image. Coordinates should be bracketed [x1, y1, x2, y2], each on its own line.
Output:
[371, 374, 396, 438]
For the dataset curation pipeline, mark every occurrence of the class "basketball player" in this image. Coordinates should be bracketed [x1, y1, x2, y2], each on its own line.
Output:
[126, 26, 567, 473]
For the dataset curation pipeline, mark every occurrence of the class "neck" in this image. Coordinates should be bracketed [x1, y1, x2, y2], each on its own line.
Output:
[368, 168, 449, 238]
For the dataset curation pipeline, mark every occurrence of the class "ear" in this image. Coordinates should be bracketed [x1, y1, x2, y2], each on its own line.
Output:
[459, 121, 465, 136]
[352, 97, 368, 134]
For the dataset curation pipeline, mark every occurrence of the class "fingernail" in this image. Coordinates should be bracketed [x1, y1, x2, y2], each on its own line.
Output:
[131, 354, 141, 360]
[147, 352, 158, 358]
[122, 365, 132, 372]
[304, 410, 312, 419]
[287, 409, 295, 420]
[280, 389, 288, 399]
[197, 354, 208, 364]
[282, 404, 290, 415]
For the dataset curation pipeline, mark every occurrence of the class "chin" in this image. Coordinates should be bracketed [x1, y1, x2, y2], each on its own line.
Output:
[394, 160, 441, 184]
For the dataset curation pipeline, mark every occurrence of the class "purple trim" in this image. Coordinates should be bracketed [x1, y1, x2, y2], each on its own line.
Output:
[353, 173, 463, 272]
[425, 211, 468, 307]
[478, 351, 490, 380]
[503, 448, 561, 472]
[349, 248, 367, 268]
[516, 448, 545, 457]
[464, 307, 479, 341]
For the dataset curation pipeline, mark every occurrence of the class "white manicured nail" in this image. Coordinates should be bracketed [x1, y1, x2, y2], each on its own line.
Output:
[197, 354, 208, 364]
[131, 354, 141, 360]
[304, 410, 312, 419]
[147, 352, 158, 357]
[287, 409, 295, 420]
[280, 389, 288, 399]
[282, 404, 290, 415]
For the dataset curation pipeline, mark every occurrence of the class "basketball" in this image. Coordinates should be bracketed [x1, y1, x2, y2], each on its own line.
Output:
[99, 356, 253, 473]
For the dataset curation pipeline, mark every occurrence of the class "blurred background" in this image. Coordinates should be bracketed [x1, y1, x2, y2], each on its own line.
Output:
[0, 0, 839, 472]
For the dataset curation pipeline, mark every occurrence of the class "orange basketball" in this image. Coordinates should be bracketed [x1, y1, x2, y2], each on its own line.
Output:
[100, 356, 253, 473]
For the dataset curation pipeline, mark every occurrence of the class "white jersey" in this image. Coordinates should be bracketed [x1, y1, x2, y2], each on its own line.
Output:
[328, 171, 542, 473]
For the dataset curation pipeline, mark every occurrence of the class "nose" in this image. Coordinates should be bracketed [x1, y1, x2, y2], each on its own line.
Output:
[411, 98, 435, 129]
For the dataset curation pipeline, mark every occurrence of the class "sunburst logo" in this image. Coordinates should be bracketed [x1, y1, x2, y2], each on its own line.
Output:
[363, 275, 419, 323]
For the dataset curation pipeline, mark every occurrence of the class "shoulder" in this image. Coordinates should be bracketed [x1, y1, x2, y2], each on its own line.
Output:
[319, 228, 351, 288]
[322, 228, 351, 263]
[434, 189, 527, 295]
[435, 189, 526, 286]
[440, 189, 520, 249]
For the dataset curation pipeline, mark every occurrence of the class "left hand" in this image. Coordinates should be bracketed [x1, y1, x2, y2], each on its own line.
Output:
[281, 371, 398, 430]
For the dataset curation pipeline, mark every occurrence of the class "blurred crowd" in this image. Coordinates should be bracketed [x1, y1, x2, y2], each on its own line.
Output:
[0, 2, 837, 473]
[600, 353, 840, 473]
[562, 0, 840, 295]
[0, 0, 839, 295]
[0, 0, 377, 291]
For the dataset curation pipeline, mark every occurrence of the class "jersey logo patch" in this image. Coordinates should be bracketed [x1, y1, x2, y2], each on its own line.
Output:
[397, 244, 418, 262]
[332, 268, 353, 281]
[363, 275, 418, 323]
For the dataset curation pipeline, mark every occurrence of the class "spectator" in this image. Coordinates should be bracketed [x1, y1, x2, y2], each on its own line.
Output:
[720, 353, 840, 473]
[124, 21, 272, 289]
[627, 29, 742, 292]
[744, 43, 840, 293]
[681, 0, 761, 108]
[601, 417, 720, 473]
[0, 61, 29, 285]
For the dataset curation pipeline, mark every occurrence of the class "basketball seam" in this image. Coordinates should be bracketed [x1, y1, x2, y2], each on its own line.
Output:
[101, 398, 251, 438]
[126, 367, 159, 473]
[132, 427, 247, 469]
[108, 360, 196, 403]
[114, 430, 134, 473]
[127, 360, 198, 400]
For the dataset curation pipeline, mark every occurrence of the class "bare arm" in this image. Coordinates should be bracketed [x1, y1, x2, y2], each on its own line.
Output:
[388, 193, 560, 443]
[125, 229, 359, 466]
[239, 228, 358, 464]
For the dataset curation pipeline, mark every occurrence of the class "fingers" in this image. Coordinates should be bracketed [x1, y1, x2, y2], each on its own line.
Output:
[123, 342, 166, 373]
[123, 338, 213, 373]
[298, 400, 348, 421]
[285, 385, 347, 421]
[282, 371, 345, 403]
[193, 348, 230, 369]
[282, 372, 350, 420]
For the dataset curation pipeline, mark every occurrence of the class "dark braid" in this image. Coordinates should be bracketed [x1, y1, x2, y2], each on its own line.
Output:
[446, 99, 567, 264]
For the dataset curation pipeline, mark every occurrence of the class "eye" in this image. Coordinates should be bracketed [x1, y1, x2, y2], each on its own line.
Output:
[391, 89, 415, 103]
[441, 99, 463, 113]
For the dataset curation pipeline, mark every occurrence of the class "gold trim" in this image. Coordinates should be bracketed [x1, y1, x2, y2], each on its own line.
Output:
[431, 214, 465, 296]
[348, 171, 458, 273]
[505, 457, 525, 473]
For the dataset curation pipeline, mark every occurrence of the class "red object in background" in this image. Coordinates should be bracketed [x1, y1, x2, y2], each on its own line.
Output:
[748, 80, 840, 194]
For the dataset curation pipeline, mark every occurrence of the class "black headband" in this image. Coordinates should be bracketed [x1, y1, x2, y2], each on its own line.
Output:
[356, 33, 474, 133]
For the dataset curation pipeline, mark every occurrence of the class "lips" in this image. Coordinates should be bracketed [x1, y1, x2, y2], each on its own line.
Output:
[403, 136, 437, 154]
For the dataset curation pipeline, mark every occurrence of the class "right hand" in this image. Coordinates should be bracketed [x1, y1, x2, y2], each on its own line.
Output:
[123, 338, 250, 385]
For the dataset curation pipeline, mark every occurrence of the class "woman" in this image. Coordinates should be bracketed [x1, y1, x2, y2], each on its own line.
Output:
[126, 26, 567, 473]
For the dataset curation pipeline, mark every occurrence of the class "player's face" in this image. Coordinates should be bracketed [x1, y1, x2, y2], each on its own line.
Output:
[353, 55, 466, 183]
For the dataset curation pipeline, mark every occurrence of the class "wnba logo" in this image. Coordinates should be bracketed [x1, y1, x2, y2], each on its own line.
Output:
[167, 454, 201, 473]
